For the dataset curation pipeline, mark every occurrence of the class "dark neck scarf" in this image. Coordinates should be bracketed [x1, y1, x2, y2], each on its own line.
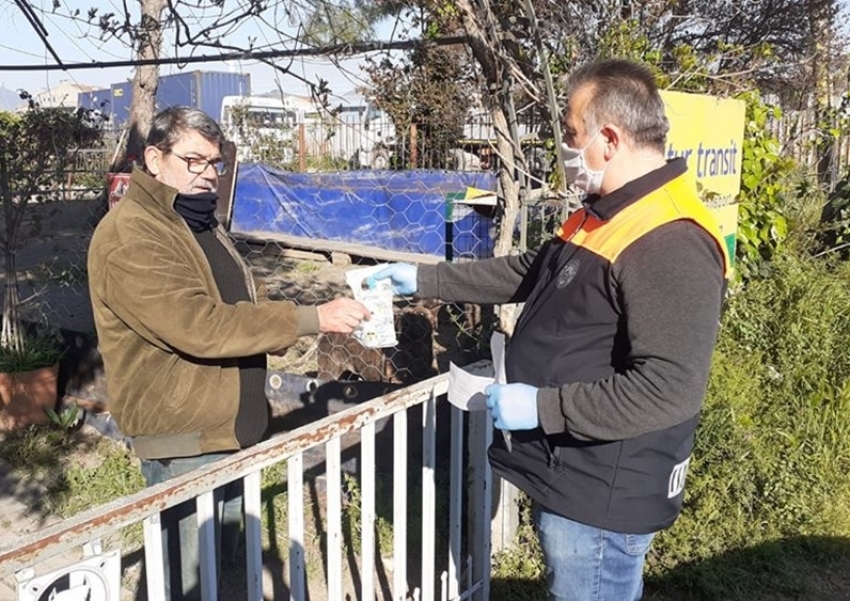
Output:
[174, 191, 219, 232]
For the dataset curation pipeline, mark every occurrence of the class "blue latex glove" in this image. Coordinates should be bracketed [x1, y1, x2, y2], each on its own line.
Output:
[367, 263, 418, 296]
[485, 383, 539, 431]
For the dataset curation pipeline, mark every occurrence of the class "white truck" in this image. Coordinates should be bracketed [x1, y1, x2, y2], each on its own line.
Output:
[219, 94, 396, 169]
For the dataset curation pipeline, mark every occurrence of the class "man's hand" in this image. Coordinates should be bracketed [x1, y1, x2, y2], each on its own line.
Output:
[367, 263, 418, 296]
[317, 298, 371, 334]
[485, 383, 540, 431]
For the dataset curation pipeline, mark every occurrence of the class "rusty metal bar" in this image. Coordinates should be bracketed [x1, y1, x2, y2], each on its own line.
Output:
[0, 373, 451, 577]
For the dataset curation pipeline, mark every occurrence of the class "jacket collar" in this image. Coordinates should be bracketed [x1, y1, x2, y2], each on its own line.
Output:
[128, 167, 181, 223]
[583, 158, 688, 221]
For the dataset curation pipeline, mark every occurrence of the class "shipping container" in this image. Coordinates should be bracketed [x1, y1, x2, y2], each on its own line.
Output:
[77, 71, 251, 127]
[76, 81, 130, 126]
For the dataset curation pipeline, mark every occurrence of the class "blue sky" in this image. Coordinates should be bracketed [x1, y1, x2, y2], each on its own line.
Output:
[1, 1, 848, 102]
[0, 0, 396, 100]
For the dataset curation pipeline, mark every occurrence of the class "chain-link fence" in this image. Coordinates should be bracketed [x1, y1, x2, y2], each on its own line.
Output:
[222, 165, 501, 398]
[216, 99, 554, 178]
[768, 107, 850, 191]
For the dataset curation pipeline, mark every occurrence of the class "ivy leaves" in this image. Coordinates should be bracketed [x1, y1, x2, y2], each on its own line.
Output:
[735, 91, 796, 280]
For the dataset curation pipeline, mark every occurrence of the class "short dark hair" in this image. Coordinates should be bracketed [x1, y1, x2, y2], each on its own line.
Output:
[565, 59, 669, 152]
[145, 106, 226, 155]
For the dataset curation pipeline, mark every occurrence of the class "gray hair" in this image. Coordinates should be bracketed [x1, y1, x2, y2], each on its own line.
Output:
[145, 106, 226, 155]
[565, 59, 669, 153]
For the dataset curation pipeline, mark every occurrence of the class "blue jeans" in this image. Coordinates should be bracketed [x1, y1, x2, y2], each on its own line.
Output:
[533, 504, 657, 601]
[140, 453, 243, 601]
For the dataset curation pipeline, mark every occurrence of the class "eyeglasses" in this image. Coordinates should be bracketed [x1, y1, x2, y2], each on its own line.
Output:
[170, 153, 228, 176]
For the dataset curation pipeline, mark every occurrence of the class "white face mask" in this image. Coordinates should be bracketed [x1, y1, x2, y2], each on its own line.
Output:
[561, 131, 607, 196]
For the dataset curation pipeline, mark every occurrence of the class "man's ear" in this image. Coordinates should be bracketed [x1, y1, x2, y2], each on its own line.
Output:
[600, 125, 623, 160]
[143, 146, 161, 176]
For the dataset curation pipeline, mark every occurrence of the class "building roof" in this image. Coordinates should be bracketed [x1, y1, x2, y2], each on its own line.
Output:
[31, 80, 97, 109]
[0, 87, 22, 111]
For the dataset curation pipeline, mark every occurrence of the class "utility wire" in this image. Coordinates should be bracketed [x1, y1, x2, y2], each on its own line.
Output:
[12, 0, 65, 69]
[0, 35, 468, 72]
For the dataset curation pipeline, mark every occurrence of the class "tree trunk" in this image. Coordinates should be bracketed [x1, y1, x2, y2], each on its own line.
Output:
[114, 0, 166, 171]
[454, 0, 524, 333]
[1, 244, 22, 354]
[0, 155, 22, 354]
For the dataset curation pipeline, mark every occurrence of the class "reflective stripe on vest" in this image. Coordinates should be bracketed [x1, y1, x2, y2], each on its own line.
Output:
[557, 173, 731, 277]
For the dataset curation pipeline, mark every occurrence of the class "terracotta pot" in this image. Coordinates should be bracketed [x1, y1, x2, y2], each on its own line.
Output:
[0, 363, 60, 431]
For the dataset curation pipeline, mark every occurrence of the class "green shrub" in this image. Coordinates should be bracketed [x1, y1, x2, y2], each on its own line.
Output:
[820, 177, 850, 254]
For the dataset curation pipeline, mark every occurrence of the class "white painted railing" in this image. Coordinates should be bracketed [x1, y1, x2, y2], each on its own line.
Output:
[0, 369, 495, 601]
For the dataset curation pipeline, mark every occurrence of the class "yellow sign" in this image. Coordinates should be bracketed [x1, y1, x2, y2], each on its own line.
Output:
[113, 87, 124, 97]
[660, 90, 745, 206]
[660, 90, 745, 264]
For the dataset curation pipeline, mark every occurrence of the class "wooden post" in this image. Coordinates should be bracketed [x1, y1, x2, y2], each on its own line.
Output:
[298, 123, 306, 173]
[410, 123, 418, 169]
[491, 479, 520, 555]
[215, 141, 238, 230]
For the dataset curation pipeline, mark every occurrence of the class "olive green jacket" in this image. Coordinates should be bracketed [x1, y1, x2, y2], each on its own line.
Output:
[88, 168, 318, 459]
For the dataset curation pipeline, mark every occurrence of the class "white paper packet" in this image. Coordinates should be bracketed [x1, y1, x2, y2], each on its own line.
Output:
[345, 264, 399, 348]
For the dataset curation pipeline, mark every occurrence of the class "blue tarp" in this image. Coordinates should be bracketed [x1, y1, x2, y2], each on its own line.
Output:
[231, 164, 496, 259]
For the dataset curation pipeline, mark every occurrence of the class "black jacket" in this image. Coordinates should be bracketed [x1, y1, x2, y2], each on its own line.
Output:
[418, 159, 728, 533]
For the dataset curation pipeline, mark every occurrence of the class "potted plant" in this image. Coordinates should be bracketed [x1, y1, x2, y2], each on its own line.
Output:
[0, 94, 102, 430]
[0, 334, 63, 430]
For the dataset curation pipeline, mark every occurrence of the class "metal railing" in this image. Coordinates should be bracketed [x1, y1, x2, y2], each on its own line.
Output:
[0, 370, 496, 601]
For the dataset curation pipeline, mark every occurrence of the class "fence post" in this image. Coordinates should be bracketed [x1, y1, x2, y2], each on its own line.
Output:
[298, 123, 306, 172]
[490, 480, 520, 555]
[468, 411, 492, 601]
[410, 123, 418, 169]
[519, 203, 528, 252]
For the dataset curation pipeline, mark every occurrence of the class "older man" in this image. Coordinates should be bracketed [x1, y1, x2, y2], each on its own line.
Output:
[371, 59, 729, 600]
[88, 106, 369, 599]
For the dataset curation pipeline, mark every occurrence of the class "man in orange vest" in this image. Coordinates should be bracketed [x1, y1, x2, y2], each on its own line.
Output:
[371, 58, 729, 600]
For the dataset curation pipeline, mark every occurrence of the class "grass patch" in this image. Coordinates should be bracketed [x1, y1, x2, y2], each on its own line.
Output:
[293, 260, 323, 274]
[47, 444, 145, 516]
[0, 424, 144, 516]
[0, 424, 73, 477]
[490, 495, 546, 600]
[339, 472, 397, 559]
[0, 423, 145, 550]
